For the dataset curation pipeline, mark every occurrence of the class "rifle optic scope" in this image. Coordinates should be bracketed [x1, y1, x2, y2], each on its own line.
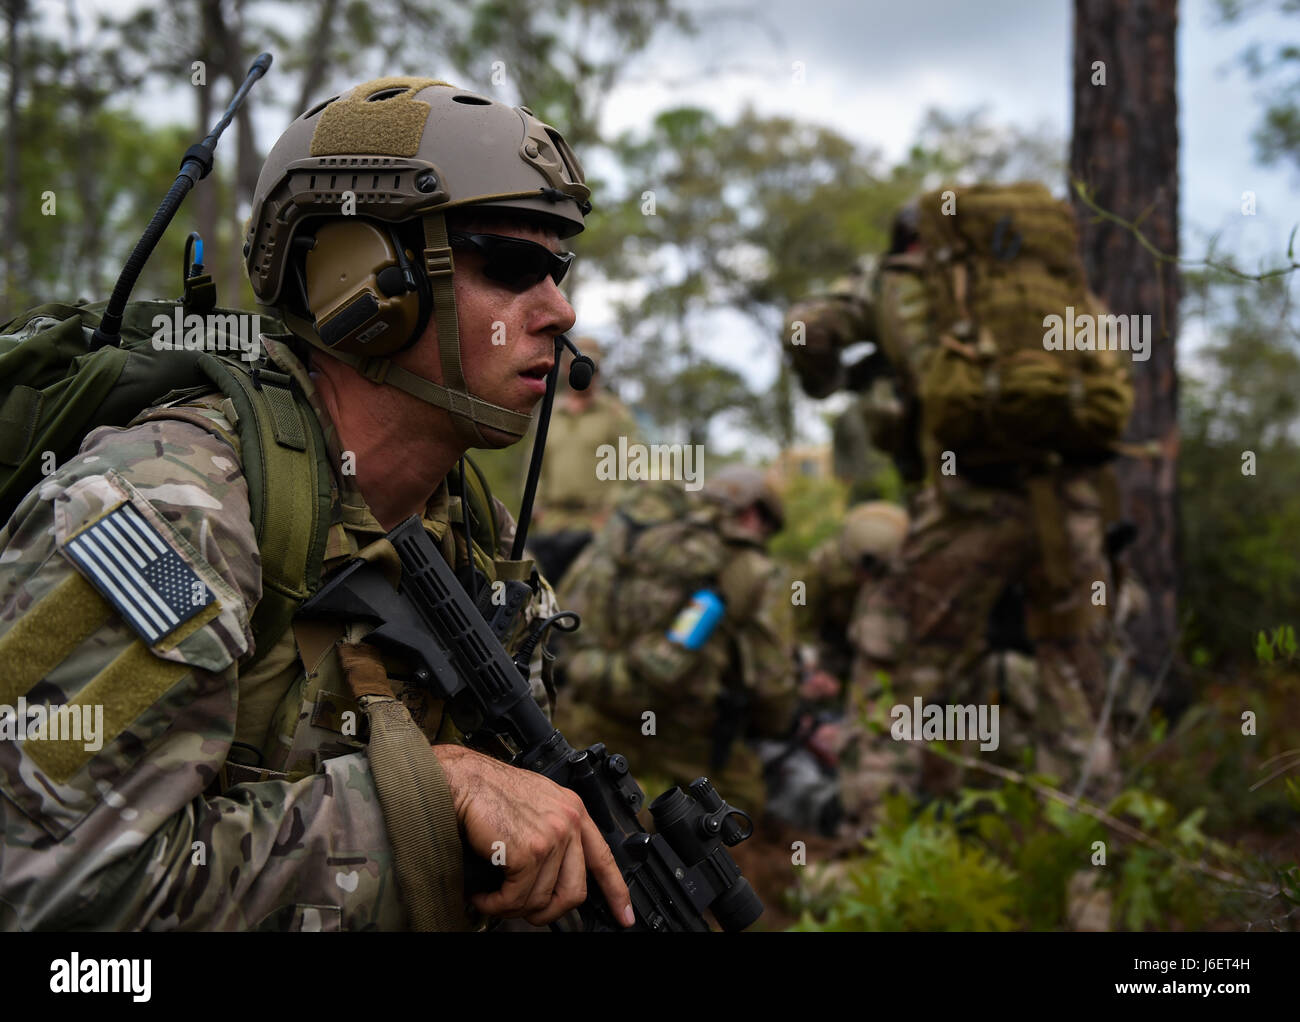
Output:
[649, 778, 763, 932]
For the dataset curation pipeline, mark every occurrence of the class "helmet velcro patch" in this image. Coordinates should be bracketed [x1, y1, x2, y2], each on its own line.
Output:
[310, 77, 451, 158]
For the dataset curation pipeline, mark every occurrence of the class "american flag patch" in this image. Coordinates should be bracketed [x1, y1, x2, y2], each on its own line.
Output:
[62, 502, 215, 645]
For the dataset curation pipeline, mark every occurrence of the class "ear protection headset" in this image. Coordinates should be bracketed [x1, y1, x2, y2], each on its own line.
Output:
[296, 218, 432, 357]
[287, 211, 597, 454]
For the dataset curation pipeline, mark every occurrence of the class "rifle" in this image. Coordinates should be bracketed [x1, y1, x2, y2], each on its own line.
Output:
[299, 514, 764, 932]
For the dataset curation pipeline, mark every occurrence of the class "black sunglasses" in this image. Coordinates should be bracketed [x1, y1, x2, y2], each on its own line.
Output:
[448, 231, 574, 291]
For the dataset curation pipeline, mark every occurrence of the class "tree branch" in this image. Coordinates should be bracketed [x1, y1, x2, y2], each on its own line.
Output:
[1072, 177, 1300, 282]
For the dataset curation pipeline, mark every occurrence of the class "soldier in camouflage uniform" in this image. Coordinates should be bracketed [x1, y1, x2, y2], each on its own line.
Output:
[0, 77, 634, 931]
[799, 501, 910, 690]
[554, 466, 799, 818]
[529, 337, 642, 583]
[783, 190, 1133, 816]
[759, 502, 909, 834]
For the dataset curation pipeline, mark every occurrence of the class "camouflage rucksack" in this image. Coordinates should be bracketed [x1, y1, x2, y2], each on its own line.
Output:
[0, 299, 333, 672]
[912, 182, 1133, 470]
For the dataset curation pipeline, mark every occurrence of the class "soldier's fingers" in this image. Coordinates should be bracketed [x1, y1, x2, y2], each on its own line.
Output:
[470, 856, 540, 918]
[519, 833, 567, 916]
[579, 813, 634, 927]
[524, 838, 587, 926]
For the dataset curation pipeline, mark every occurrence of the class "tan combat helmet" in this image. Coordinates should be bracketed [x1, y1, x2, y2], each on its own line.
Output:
[839, 501, 908, 565]
[702, 465, 786, 534]
[243, 76, 591, 447]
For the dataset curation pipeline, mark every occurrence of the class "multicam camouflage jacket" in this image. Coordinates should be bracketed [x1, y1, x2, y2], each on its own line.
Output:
[554, 483, 797, 814]
[0, 334, 557, 931]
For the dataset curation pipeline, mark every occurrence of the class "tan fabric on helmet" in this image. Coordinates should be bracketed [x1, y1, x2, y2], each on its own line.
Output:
[310, 77, 453, 157]
[839, 501, 909, 562]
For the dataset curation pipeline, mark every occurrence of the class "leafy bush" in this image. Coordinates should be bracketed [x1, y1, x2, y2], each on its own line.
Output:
[790, 795, 1019, 931]
[789, 774, 1281, 931]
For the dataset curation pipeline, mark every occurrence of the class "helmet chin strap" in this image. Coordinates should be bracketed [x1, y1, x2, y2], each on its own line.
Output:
[315, 210, 536, 447]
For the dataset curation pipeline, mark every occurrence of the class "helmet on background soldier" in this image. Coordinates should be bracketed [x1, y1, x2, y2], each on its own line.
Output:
[243, 77, 591, 448]
[887, 199, 921, 256]
[839, 500, 908, 568]
[702, 465, 786, 536]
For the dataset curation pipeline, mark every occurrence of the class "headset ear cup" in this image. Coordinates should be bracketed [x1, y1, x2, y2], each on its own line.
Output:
[383, 223, 433, 352]
[301, 219, 425, 357]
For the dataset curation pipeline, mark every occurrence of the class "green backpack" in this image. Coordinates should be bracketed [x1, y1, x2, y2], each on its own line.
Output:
[1, 297, 509, 673]
[0, 298, 334, 672]
[913, 181, 1133, 471]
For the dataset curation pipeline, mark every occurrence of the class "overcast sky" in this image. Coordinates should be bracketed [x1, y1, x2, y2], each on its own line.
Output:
[593, 0, 1296, 265]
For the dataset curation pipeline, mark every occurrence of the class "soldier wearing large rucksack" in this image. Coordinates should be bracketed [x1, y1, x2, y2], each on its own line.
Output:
[782, 182, 1135, 816]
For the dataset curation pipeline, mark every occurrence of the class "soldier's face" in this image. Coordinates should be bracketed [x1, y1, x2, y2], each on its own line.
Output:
[404, 220, 576, 443]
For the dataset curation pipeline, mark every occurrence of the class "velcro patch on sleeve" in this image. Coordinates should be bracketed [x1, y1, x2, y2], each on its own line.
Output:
[61, 501, 215, 646]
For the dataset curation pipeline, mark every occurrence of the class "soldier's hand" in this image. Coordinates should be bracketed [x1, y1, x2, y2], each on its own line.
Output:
[799, 669, 841, 701]
[807, 721, 841, 769]
[432, 744, 635, 928]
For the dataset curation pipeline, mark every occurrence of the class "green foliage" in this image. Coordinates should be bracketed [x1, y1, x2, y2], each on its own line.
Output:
[791, 777, 1265, 931]
[0, 24, 198, 320]
[447, 0, 693, 157]
[1132, 662, 1300, 843]
[791, 797, 1019, 932]
[768, 473, 847, 564]
[1180, 271, 1300, 667]
[1278, 865, 1300, 907]
[1256, 624, 1298, 663]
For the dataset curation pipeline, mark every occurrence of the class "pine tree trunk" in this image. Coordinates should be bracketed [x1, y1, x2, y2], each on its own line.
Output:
[1069, 0, 1181, 684]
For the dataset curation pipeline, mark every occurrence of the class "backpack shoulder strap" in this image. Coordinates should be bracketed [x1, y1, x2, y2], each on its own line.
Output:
[191, 356, 332, 672]
[460, 455, 501, 557]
